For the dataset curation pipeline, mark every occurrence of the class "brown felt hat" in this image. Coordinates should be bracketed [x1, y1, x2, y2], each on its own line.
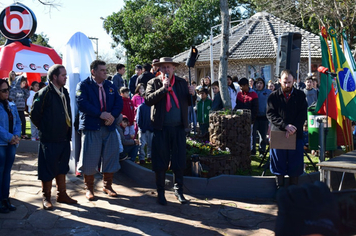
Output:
[152, 57, 180, 67]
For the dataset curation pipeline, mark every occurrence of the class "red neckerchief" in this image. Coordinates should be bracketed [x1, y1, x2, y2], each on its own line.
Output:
[164, 75, 180, 112]
[283, 88, 293, 101]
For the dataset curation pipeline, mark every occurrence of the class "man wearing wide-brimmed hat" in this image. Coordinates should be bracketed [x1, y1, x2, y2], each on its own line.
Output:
[146, 57, 195, 205]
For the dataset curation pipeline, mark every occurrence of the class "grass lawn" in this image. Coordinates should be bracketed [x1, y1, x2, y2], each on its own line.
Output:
[25, 120, 31, 137]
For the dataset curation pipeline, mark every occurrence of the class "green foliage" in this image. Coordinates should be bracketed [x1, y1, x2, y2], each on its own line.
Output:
[0, 33, 52, 48]
[30, 33, 52, 48]
[213, 108, 244, 116]
[186, 137, 230, 156]
[103, 0, 254, 72]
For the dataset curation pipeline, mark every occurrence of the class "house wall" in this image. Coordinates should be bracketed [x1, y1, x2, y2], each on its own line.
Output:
[175, 58, 322, 84]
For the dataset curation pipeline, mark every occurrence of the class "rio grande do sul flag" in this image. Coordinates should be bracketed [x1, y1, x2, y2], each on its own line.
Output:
[315, 28, 340, 127]
[329, 27, 356, 121]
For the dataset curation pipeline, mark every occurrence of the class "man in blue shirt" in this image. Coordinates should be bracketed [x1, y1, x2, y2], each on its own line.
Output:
[253, 78, 271, 155]
[112, 63, 126, 92]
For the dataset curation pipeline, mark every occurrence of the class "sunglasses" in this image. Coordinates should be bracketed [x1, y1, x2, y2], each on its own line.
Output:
[0, 88, 10, 93]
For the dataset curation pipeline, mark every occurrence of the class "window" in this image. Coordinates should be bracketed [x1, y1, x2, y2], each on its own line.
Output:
[247, 64, 272, 84]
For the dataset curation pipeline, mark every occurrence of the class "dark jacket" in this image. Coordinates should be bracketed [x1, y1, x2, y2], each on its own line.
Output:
[211, 92, 224, 111]
[145, 75, 194, 130]
[76, 77, 123, 131]
[234, 88, 259, 124]
[136, 102, 153, 133]
[129, 74, 138, 94]
[137, 71, 155, 88]
[267, 87, 307, 139]
[30, 83, 71, 142]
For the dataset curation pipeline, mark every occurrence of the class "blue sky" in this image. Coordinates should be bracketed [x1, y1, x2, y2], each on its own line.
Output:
[0, 0, 125, 60]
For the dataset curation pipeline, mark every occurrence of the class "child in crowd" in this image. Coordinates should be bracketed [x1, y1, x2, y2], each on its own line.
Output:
[211, 81, 223, 111]
[203, 76, 212, 96]
[9, 76, 30, 139]
[131, 83, 145, 111]
[303, 76, 318, 107]
[120, 87, 135, 139]
[39, 82, 46, 90]
[249, 78, 255, 90]
[267, 80, 275, 91]
[136, 92, 154, 164]
[117, 115, 139, 162]
[197, 88, 212, 137]
[312, 78, 319, 92]
[131, 83, 145, 134]
[27, 81, 39, 141]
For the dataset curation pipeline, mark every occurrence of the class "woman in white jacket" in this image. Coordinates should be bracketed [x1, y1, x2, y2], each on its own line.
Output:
[227, 75, 239, 109]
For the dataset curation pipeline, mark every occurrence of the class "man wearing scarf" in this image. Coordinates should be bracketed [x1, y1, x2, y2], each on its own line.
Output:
[31, 64, 77, 210]
[146, 57, 196, 205]
[76, 60, 123, 201]
[267, 70, 307, 189]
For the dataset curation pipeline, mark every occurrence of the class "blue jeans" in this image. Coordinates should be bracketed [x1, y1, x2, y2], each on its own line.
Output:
[0, 145, 16, 199]
[188, 106, 197, 131]
[121, 145, 139, 162]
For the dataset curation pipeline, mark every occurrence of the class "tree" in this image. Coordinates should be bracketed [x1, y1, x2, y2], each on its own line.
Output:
[30, 33, 52, 48]
[218, 0, 231, 109]
[251, 0, 356, 46]
[0, 33, 52, 48]
[103, 0, 254, 73]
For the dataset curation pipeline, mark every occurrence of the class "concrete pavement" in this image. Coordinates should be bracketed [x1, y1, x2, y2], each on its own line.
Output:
[0, 152, 277, 236]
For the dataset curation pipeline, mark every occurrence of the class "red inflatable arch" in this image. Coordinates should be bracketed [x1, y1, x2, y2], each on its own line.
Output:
[0, 41, 62, 84]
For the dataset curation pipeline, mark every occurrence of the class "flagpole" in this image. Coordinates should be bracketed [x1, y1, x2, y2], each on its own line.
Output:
[324, 73, 329, 158]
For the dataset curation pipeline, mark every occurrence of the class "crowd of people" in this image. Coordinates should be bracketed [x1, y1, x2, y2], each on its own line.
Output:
[0, 55, 349, 213]
[0, 58, 355, 235]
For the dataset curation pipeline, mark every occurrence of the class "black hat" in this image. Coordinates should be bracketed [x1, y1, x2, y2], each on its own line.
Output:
[135, 65, 142, 70]
[238, 77, 249, 86]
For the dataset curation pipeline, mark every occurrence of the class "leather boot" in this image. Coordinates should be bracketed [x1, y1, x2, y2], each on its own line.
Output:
[84, 175, 95, 201]
[55, 174, 77, 204]
[275, 175, 285, 190]
[173, 171, 187, 204]
[2, 199, 16, 211]
[102, 173, 118, 197]
[42, 181, 53, 210]
[289, 176, 299, 186]
[155, 171, 167, 205]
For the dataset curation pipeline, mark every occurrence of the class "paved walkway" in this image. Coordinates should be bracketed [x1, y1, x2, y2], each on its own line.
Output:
[0, 152, 277, 236]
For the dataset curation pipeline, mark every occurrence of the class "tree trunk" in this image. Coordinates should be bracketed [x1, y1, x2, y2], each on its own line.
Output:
[218, 0, 231, 109]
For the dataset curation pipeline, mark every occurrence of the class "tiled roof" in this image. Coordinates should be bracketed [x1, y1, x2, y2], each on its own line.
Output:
[173, 12, 321, 63]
